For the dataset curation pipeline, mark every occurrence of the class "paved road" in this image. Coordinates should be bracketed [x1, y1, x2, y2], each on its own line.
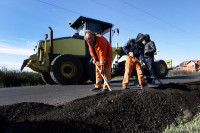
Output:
[0, 74, 200, 106]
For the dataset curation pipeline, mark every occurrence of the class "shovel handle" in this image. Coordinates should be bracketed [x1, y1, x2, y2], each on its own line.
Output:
[129, 56, 163, 85]
[95, 63, 112, 91]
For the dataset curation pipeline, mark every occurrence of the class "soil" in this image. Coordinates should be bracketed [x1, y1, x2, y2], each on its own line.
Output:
[0, 81, 200, 133]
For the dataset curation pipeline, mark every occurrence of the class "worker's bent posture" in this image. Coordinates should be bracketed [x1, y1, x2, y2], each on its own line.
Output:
[122, 33, 145, 89]
[84, 30, 113, 92]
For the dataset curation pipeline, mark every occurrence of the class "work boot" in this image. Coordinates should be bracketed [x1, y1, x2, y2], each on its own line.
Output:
[90, 87, 101, 92]
[100, 88, 109, 92]
[122, 86, 129, 89]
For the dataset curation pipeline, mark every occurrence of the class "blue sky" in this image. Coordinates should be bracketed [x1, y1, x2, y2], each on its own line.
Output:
[0, 0, 199, 71]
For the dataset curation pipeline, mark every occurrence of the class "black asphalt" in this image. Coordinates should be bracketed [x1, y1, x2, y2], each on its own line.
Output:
[0, 74, 200, 106]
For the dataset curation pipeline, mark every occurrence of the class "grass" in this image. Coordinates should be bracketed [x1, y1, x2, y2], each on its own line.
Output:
[164, 111, 200, 133]
[0, 67, 44, 88]
[168, 70, 199, 77]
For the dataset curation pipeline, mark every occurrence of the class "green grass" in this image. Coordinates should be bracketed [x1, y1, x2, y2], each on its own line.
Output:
[164, 112, 200, 133]
[168, 70, 199, 77]
[0, 67, 44, 88]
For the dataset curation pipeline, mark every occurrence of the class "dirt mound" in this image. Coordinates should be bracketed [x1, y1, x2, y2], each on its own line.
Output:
[0, 81, 200, 133]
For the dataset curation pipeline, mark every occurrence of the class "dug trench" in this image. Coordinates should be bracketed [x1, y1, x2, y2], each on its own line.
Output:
[0, 81, 200, 133]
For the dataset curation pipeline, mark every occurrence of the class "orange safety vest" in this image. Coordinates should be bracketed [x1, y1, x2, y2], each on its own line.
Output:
[87, 35, 113, 67]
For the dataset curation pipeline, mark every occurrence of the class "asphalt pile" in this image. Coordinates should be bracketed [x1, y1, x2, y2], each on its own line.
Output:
[0, 81, 200, 133]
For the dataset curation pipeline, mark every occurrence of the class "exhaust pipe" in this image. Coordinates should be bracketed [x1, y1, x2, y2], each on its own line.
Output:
[49, 27, 53, 63]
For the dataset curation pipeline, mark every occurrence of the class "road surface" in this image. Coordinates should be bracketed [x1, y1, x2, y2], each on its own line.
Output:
[0, 74, 200, 106]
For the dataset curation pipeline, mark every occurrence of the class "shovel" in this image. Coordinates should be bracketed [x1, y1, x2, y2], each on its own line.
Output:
[95, 63, 112, 91]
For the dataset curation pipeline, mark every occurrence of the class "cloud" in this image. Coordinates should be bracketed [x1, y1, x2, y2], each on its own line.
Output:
[0, 61, 21, 69]
[0, 61, 33, 71]
[0, 43, 34, 56]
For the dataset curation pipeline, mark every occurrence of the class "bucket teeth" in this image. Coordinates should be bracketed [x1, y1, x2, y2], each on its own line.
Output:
[21, 59, 30, 71]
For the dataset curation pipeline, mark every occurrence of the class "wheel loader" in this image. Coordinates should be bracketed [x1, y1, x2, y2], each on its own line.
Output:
[21, 16, 168, 85]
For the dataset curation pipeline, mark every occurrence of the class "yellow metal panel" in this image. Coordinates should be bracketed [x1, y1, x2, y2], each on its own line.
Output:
[165, 60, 172, 68]
[43, 41, 51, 53]
[53, 38, 86, 55]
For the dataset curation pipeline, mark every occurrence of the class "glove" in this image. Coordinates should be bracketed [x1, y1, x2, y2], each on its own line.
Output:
[141, 62, 145, 67]
[129, 52, 134, 57]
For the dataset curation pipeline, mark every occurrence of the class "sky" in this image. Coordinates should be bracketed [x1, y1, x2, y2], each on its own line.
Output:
[0, 0, 199, 71]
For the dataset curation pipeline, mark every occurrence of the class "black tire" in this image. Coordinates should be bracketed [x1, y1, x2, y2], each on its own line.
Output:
[41, 72, 56, 85]
[88, 58, 96, 83]
[50, 54, 83, 85]
[79, 60, 90, 84]
[154, 60, 168, 79]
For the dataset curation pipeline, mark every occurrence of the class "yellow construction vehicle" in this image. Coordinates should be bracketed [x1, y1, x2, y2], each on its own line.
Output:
[21, 16, 168, 85]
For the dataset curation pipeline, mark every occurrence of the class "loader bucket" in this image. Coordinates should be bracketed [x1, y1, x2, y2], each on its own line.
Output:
[21, 54, 43, 72]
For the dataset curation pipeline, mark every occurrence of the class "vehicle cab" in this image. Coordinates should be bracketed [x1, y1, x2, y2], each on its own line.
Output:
[70, 16, 113, 44]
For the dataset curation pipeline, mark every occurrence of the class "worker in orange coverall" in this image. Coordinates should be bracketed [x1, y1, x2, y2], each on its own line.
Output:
[122, 33, 145, 89]
[84, 30, 113, 92]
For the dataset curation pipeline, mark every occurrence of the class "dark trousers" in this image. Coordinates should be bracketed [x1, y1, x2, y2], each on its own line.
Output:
[145, 57, 155, 84]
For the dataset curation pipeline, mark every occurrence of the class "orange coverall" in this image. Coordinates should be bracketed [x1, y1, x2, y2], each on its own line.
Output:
[123, 56, 145, 87]
[87, 35, 113, 90]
